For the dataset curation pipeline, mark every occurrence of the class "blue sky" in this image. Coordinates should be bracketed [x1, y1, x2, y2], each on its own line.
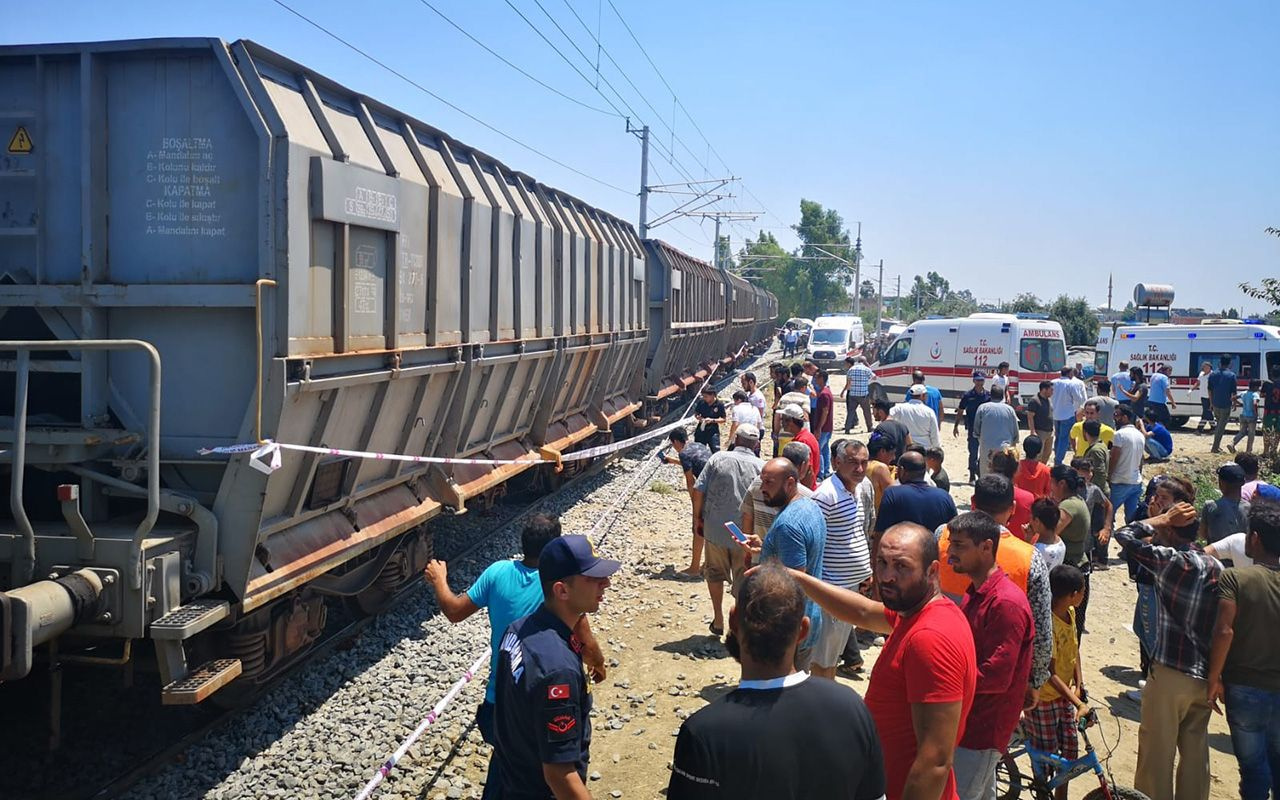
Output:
[7, 1, 1278, 312]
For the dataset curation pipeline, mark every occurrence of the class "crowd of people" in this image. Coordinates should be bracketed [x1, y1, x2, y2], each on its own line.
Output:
[419, 350, 1280, 800]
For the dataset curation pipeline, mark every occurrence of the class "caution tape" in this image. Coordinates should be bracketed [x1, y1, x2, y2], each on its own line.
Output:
[351, 651, 488, 800]
[197, 345, 751, 476]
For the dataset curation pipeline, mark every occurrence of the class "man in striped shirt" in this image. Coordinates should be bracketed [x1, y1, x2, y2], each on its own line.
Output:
[809, 438, 875, 680]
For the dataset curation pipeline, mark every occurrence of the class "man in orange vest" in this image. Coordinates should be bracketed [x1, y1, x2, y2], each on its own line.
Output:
[938, 474, 1052, 708]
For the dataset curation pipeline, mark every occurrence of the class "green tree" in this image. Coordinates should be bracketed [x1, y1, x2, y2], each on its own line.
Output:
[714, 235, 735, 271]
[1047, 294, 1100, 347]
[738, 232, 804, 320]
[1121, 301, 1138, 321]
[859, 280, 877, 300]
[792, 199, 856, 316]
[1238, 227, 1280, 310]
[1007, 293, 1044, 314]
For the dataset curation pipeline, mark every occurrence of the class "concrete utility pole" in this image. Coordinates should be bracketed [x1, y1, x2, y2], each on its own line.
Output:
[684, 211, 760, 270]
[627, 121, 651, 238]
[876, 258, 885, 338]
[853, 222, 863, 316]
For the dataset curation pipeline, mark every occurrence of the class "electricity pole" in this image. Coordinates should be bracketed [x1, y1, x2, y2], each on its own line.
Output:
[684, 211, 761, 270]
[627, 121, 650, 238]
[876, 259, 884, 338]
[853, 222, 863, 316]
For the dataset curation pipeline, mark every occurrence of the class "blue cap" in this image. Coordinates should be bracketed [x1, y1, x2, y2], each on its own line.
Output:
[538, 535, 621, 583]
[972, 370, 987, 381]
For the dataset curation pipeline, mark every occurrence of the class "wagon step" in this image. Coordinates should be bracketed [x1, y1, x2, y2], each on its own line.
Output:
[161, 658, 242, 705]
[150, 598, 230, 641]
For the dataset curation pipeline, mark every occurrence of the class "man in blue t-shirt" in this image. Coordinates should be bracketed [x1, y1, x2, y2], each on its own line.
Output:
[1142, 413, 1175, 461]
[424, 514, 605, 798]
[1146, 365, 1177, 426]
[743, 457, 827, 671]
[1209, 355, 1238, 453]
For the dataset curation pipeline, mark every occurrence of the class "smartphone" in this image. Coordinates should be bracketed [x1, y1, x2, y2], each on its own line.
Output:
[723, 521, 748, 544]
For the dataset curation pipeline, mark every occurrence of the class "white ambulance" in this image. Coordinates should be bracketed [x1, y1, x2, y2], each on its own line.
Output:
[873, 313, 1067, 406]
[1094, 321, 1280, 425]
[806, 314, 866, 371]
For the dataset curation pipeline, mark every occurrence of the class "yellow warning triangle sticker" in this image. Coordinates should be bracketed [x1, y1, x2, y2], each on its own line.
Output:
[7, 126, 33, 154]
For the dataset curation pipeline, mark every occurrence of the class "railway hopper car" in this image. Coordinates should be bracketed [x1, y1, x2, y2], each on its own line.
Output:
[642, 240, 777, 408]
[0, 37, 774, 707]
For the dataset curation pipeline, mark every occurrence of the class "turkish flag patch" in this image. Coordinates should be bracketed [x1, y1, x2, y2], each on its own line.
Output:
[546, 713, 577, 738]
[547, 683, 571, 700]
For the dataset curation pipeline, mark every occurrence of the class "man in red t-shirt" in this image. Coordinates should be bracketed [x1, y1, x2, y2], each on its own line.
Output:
[945, 512, 1034, 800]
[789, 523, 977, 800]
[779, 405, 820, 490]
[813, 370, 836, 481]
[989, 449, 1033, 539]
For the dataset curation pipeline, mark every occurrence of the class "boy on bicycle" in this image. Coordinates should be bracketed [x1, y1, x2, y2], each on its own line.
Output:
[1025, 564, 1089, 800]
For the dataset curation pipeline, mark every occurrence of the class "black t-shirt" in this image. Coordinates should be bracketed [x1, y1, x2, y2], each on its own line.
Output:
[493, 605, 592, 799]
[1024, 394, 1054, 432]
[875, 481, 959, 533]
[874, 419, 911, 458]
[693, 399, 727, 445]
[668, 674, 885, 800]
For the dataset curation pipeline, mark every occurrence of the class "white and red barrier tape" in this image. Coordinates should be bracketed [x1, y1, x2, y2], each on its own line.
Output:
[352, 651, 488, 800]
[198, 345, 753, 476]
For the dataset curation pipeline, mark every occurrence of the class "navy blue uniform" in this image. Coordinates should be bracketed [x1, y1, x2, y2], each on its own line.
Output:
[491, 605, 592, 799]
[956, 387, 992, 479]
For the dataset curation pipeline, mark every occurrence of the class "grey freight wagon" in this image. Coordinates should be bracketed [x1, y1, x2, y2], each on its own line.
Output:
[0, 37, 774, 707]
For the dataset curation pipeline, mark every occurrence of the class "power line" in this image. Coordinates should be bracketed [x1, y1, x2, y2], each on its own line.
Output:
[268, 0, 631, 194]
[412, 0, 621, 117]
[604, 0, 784, 228]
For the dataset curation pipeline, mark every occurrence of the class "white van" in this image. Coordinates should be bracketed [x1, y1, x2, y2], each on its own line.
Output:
[874, 313, 1067, 406]
[1094, 321, 1280, 425]
[806, 314, 866, 371]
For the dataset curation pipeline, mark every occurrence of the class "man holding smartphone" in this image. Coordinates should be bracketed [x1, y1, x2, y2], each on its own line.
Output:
[692, 425, 765, 637]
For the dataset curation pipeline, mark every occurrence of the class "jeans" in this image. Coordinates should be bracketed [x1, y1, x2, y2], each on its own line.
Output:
[1145, 438, 1171, 459]
[1198, 398, 1214, 429]
[1148, 401, 1171, 426]
[1226, 683, 1280, 800]
[818, 431, 832, 479]
[1111, 482, 1142, 527]
[1134, 583, 1158, 657]
[1053, 417, 1075, 465]
[953, 746, 1001, 800]
[1213, 405, 1232, 451]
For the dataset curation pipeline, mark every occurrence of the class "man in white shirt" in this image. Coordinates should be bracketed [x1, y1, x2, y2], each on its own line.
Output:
[991, 361, 1011, 402]
[889, 384, 941, 449]
[1050, 367, 1088, 465]
[1205, 532, 1254, 567]
[728, 390, 763, 451]
[809, 439, 875, 680]
[741, 372, 767, 429]
[1193, 361, 1214, 434]
[1109, 404, 1147, 526]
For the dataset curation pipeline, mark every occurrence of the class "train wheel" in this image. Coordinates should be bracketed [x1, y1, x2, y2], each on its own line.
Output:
[342, 530, 433, 617]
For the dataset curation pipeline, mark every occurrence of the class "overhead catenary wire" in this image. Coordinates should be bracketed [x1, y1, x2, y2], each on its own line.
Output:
[267, 0, 631, 195]
[411, 0, 622, 117]
[601, 0, 786, 230]
[501, 0, 702, 187]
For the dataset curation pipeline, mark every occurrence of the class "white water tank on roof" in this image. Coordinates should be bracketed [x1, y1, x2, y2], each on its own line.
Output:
[1134, 283, 1175, 307]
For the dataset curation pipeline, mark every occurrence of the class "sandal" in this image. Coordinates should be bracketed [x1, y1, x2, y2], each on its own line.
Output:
[708, 622, 724, 637]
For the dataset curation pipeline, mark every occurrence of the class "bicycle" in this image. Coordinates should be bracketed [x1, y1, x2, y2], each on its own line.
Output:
[995, 706, 1150, 800]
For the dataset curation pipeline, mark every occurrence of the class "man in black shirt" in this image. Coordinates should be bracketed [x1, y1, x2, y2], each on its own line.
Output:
[693, 387, 727, 452]
[668, 563, 885, 800]
[1023, 380, 1055, 464]
[953, 371, 994, 483]
[871, 399, 911, 459]
[875, 451, 958, 534]
[492, 535, 620, 800]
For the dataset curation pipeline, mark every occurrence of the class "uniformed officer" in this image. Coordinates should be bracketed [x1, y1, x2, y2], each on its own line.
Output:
[491, 535, 620, 799]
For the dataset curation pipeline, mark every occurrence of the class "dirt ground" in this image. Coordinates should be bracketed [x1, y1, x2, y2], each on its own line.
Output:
[428, 370, 1247, 800]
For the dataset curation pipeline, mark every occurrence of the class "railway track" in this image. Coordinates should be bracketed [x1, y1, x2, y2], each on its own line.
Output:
[17, 358, 764, 800]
